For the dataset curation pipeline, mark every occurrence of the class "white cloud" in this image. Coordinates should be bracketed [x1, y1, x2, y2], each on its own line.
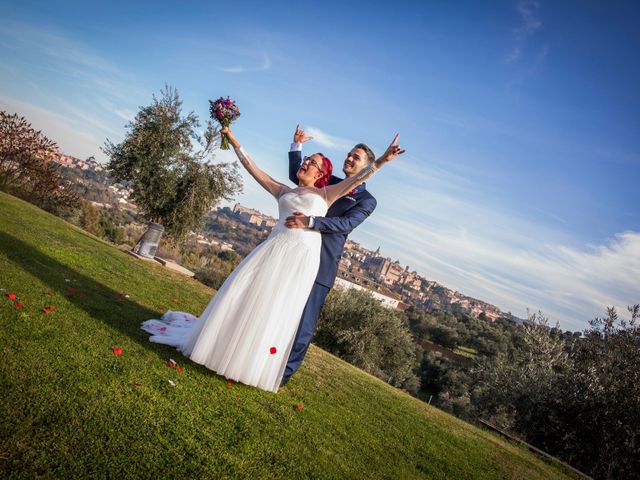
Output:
[0, 21, 145, 103]
[220, 53, 271, 73]
[391, 155, 477, 196]
[54, 97, 122, 139]
[0, 22, 123, 78]
[0, 21, 148, 161]
[113, 108, 135, 122]
[96, 97, 135, 123]
[304, 126, 354, 151]
[506, 0, 543, 63]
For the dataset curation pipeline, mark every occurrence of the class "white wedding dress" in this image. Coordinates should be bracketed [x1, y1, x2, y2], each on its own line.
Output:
[141, 145, 377, 392]
[142, 191, 328, 392]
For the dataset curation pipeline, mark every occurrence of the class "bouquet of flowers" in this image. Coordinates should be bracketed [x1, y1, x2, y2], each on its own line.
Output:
[209, 97, 241, 150]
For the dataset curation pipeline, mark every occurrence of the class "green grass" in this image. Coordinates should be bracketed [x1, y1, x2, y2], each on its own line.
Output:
[0, 191, 580, 479]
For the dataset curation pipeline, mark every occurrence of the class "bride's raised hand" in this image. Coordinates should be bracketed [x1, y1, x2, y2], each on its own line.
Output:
[293, 124, 314, 144]
[221, 126, 240, 149]
[375, 133, 406, 168]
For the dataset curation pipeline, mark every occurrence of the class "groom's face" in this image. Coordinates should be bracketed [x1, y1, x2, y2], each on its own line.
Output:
[342, 147, 369, 177]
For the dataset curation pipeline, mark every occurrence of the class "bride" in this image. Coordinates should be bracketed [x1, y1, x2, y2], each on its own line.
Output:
[141, 125, 405, 392]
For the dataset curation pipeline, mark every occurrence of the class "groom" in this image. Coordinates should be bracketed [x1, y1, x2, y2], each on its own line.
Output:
[280, 125, 378, 386]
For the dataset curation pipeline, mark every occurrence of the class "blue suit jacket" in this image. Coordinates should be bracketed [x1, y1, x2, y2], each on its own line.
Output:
[289, 150, 377, 288]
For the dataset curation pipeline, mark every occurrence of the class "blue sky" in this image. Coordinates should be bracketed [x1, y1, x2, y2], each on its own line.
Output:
[1, 0, 638, 330]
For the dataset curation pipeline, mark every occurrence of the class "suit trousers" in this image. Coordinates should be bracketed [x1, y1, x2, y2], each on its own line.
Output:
[282, 281, 331, 381]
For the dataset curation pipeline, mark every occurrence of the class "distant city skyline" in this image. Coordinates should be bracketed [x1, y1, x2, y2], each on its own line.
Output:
[1, 0, 638, 330]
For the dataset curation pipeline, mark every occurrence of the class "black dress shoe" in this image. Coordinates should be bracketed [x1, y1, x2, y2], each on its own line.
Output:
[279, 376, 290, 388]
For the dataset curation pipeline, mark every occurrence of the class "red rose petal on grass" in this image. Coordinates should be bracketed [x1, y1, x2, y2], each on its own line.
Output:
[41, 305, 56, 314]
[134, 383, 143, 387]
[113, 347, 123, 356]
[15, 302, 23, 308]
[176, 366, 183, 373]
[8, 293, 16, 300]
[168, 358, 177, 368]
[226, 380, 234, 388]
[269, 347, 277, 355]
[295, 404, 303, 411]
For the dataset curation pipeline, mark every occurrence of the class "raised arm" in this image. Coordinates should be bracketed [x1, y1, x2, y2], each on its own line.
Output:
[289, 150, 302, 184]
[221, 127, 288, 199]
[323, 134, 406, 205]
[289, 124, 314, 184]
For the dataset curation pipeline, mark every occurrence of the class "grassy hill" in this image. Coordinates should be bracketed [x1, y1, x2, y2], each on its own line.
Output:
[0, 191, 580, 479]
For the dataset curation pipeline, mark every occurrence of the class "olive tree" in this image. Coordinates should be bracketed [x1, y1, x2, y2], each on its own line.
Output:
[103, 85, 242, 242]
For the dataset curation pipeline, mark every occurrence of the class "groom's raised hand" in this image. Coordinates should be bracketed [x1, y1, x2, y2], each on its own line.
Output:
[293, 124, 313, 144]
[375, 133, 406, 167]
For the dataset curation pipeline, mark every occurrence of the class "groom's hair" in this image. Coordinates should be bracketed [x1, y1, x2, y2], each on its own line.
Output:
[353, 143, 375, 163]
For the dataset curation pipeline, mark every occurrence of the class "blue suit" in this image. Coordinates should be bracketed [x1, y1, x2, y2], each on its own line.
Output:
[282, 149, 377, 382]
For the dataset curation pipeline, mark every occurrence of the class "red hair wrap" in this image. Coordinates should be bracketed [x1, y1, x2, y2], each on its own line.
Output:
[314, 153, 333, 188]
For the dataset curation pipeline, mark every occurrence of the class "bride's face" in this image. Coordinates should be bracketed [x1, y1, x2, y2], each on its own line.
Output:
[342, 147, 368, 177]
[297, 154, 324, 185]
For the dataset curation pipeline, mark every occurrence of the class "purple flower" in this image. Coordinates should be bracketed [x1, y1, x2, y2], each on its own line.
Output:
[209, 97, 241, 149]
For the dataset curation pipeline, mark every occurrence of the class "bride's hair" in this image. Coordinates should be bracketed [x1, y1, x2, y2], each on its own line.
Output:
[314, 154, 333, 188]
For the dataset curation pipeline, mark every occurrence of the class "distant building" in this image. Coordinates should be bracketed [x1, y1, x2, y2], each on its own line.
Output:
[188, 232, 234, 251]
[260, 218, 276, 228]
[54, 153, 105, 172]
[335, 268, 406, 310]
[366, 257, 405, 285]
[334, 277, 403, 310]
[232, 203, 261, 216]
[239, 212, 262, 224]
[402, 269, 423, 290]
[232, 203, 277, 230]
